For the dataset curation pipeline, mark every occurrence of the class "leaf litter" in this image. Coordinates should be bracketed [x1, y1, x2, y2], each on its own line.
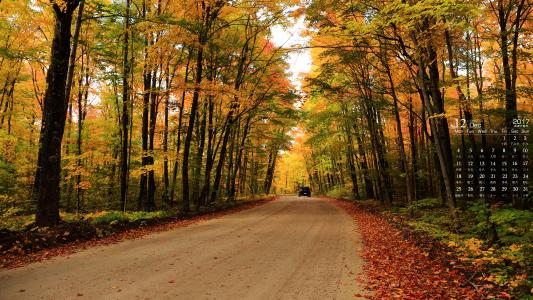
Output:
[330, 198, 495, 299]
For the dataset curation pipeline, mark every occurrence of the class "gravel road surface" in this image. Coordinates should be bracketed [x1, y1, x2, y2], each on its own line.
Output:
[0, 196, 364, 299]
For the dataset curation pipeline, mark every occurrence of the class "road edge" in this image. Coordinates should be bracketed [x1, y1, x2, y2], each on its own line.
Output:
[1, 196, 278, 270]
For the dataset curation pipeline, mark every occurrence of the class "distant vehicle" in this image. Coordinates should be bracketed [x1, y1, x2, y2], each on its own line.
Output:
[298, 186, 311, 197]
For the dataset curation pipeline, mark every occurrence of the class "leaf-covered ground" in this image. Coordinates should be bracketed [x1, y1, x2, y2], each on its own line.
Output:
[331, 198, 503, 299]
[0, 197, 275, 269]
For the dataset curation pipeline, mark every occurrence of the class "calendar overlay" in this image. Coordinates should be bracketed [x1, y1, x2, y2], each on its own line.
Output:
[453, 118, 530, 202]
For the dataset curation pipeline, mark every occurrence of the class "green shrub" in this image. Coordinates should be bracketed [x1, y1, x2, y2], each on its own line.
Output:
[89, 211, 129, 224]
[407, 219, 461, 241]
[0, 161, 17, 195]
[84, 210, 174, 225]
[325, 186, 351, 199]
[127, 210, 172, 222]
[467, 202, 494, 239]
[490, 208, 533, 245]
[407, 198, 441, 210]
[0, 195, 34, 232]
[468, 203, 533, 246]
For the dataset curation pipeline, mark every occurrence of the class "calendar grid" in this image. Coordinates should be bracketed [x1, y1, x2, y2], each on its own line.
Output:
[453, 119, 530, 201]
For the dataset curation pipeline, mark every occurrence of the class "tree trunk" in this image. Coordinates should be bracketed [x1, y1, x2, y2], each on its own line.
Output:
[162, 65, 170, 204]
[119, 0, 131, 212]
[35, 0, 80, 226]
[427, 44, 456, 208]
[383, 54, 414, 213]
[407, 97, 418, 201]
[76, 48, 89, 213]
[225, 124, 236, 198]
[210, 121, 233, 203]
[199, 96, 215, 205]
[64, 0, 85, 110]
[444, 28, 480, 194]
[414, 44, 460, 225]
[343, 123, 359, 199]
[170, 51, 192, 204]
[182, 46, 203, 213]
[138, 52, 151, 210]
[147, 63, 158, 211]
[497, 0, 515, 127]
[193, 101, 207, 207]
[229, 116, 251, 200]
[263, 149, 278, 195]
[353, 125, 373, 199]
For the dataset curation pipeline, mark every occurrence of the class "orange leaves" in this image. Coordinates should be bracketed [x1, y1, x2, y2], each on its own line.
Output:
[331, 199, 484, 299]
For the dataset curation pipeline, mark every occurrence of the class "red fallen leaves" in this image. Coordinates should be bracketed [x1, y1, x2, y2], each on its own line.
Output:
[0, 197, 276, 269]
[331, 199, 484, 300]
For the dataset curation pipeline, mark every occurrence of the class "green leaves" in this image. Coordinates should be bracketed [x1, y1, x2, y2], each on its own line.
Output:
[85, 210, 174, 224]
[374, 0, 478, 31]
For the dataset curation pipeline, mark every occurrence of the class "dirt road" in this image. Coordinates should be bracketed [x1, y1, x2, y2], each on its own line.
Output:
[0, 196, 364, 299]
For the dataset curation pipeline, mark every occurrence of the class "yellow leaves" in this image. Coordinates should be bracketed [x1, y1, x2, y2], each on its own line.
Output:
[483, 272, 527, 293]
[509, 244, 523, 252]
[131, 168, 146, 178]
[449, 238, 504, 267]
[0, 133, 17, 163]
[288, 7, 305, 19]
[472, 256, 501, 266]
[464, 238, 483, 255]
[448, 238, 529, 295]
[50, 0, 68, 13]
[273, 137, 309, 193]
[483, 273, 501, 284]
[83, 211, 107, 220]
[76, 181, 91, 190]
[505, 227, 520, 234]
[509, 274, 527, 288]
[447, 241, 458, 248]
[500, 244, 525, 265]
[457, 238, 506, 267]
[64, 165, 91, 180]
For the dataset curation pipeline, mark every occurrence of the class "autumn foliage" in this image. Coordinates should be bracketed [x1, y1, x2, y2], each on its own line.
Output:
[331, 198, 507, 299]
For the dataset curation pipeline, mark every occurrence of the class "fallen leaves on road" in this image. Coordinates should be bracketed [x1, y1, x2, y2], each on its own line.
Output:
[331, 198, 484, 299]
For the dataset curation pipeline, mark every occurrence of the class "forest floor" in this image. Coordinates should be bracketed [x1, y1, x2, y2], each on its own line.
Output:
[329, 197, 514, 299]
[0, 196, 365, 299]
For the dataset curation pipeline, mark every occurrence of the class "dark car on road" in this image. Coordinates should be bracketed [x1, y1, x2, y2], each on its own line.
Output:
[298, 186, 311, 197]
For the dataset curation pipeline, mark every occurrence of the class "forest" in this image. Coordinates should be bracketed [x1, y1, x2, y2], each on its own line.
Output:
[0, 0, 532, 297]
[1, 0, 301, 224]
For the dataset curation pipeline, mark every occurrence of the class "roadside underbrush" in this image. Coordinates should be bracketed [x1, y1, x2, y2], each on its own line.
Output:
[338, 195, 532, 298]
[395, 198, 532, 298]
[0, 196, 275, 268]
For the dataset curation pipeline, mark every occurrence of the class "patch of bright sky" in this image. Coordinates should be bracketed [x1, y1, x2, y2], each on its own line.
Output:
[269, 15, 311, 146]
[269, 16, 312, 92]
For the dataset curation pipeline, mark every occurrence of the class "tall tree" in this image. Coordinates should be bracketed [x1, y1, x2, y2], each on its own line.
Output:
[183, 0, 224, 212]
[120, 0, 131, 211]
[490, 0, 530, 127]
[34, 0, 80, 226]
